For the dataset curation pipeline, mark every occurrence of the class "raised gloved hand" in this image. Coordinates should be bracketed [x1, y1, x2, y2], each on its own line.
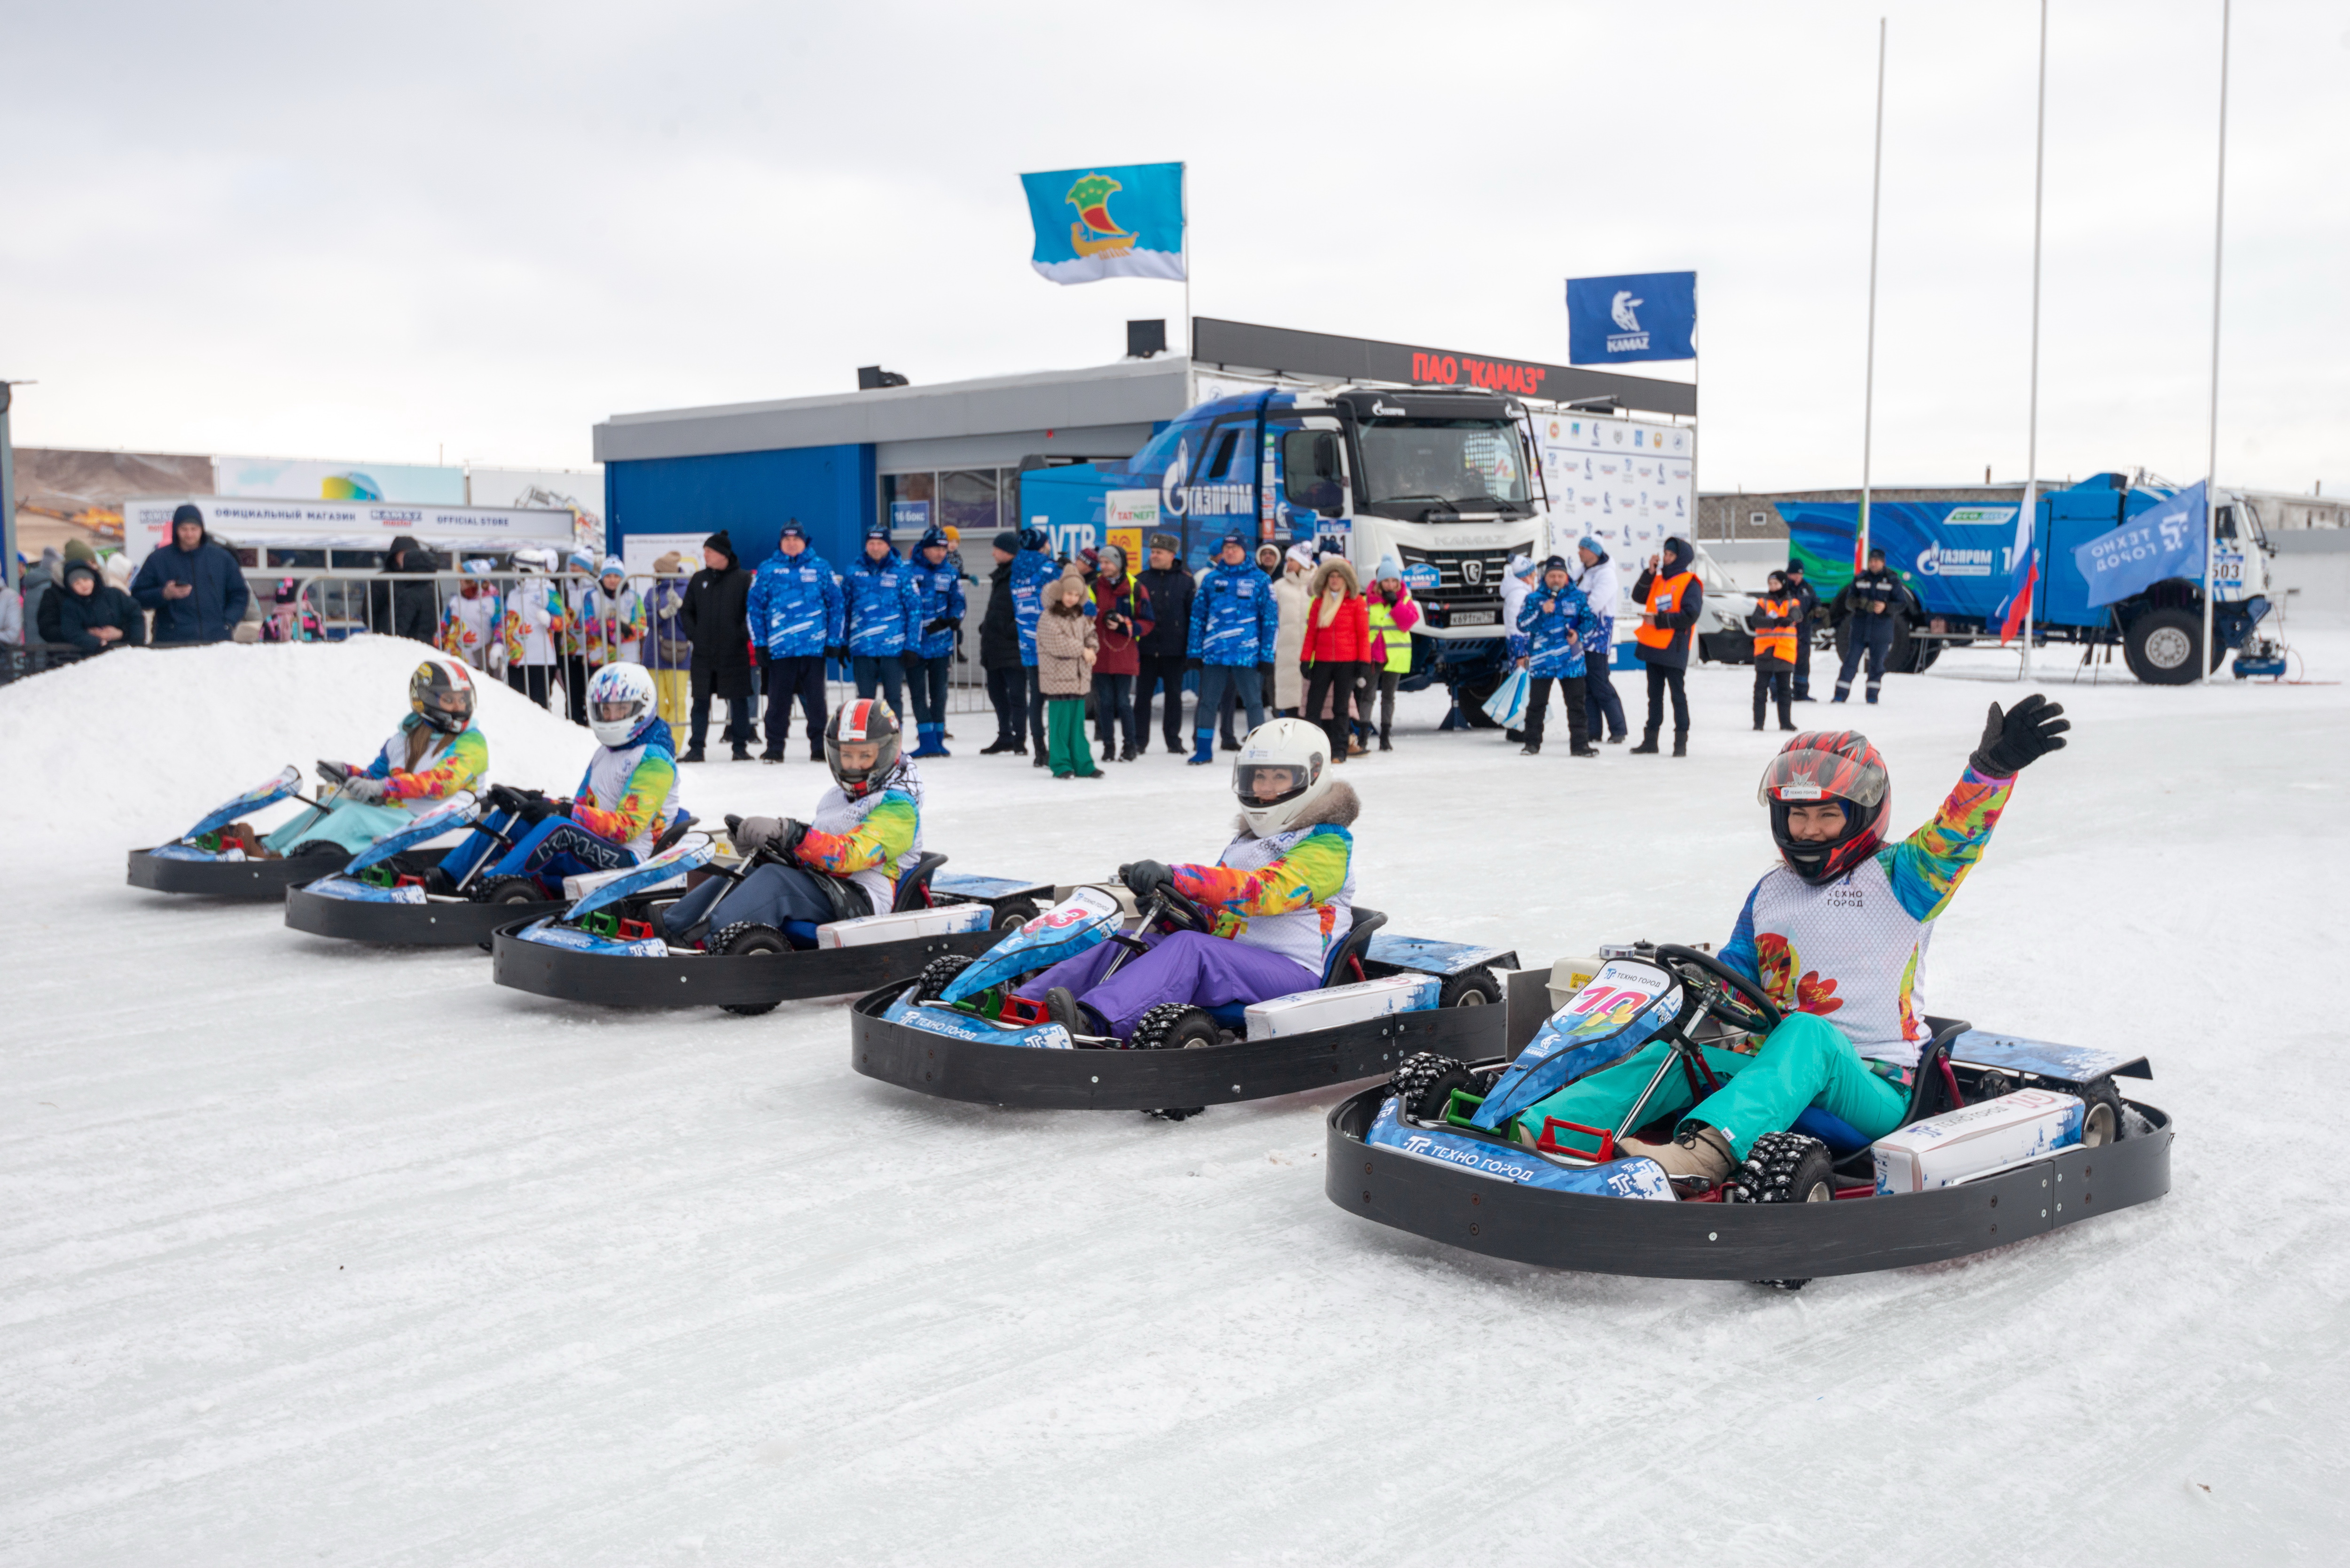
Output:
[1971, 694, 2070, 777]
[337, 773, 389, 805]
[1119, 859, 1174, 903]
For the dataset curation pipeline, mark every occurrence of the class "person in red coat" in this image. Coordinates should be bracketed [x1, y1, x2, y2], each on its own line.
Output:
[1299, 557, 1371, 763]
[1089, 543, 1155, 763]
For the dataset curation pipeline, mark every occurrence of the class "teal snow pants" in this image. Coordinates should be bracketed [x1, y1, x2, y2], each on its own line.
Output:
[1513, 1012, 1909, 1159]
[263, 798, 414, 857]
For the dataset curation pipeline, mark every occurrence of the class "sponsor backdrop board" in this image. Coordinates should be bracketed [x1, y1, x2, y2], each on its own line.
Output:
[1525, 413, 1695, 581]
[123, 496, 579, 565]
[213, 457, 467, 506]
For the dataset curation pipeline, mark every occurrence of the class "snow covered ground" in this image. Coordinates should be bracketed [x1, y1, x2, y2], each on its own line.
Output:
[3, 635, 2346, 1565]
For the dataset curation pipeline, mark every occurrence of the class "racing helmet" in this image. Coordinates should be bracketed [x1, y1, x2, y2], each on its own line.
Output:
[511, 546, 556, 574]
[408, 656, 477, 734]
[1758, 731, 1891, 885]
[1232, 718, 1336, 838]
[825, 697, 901, 799]
[585, 662, 659, 748]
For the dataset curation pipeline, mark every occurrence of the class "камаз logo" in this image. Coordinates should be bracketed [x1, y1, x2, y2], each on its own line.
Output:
[1607, 290, 1649, 354]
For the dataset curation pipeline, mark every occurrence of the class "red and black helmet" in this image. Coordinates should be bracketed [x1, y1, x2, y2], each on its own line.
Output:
[1757, 731, 1890, 885]
[825, 698, 902, 798]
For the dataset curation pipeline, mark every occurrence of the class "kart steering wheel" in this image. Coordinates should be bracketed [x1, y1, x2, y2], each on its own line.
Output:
[1142, 884, 1213, 936]
[1653, 943, 1781, 1037]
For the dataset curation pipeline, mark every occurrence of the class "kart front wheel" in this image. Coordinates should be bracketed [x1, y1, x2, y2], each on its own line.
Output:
[715, 923, 790, 1016]
[479, 877, 546, 905]
[2075, 1076, 2126, 1147]
[1440, 967, 1500, 1008]
[915, 953, 974, 1003]
[1131, 1003, 1219, 1052]
[1392, 1052, 1476, 1121]
[1723, 1131, 1834, 1205]
[989, 898, 1041, 933]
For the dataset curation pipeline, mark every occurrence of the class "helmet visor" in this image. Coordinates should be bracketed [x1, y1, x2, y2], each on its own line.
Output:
[1234, 758, 1319, 808]
[1757, 745, 1888, 809]
[593, 698, 639, 723]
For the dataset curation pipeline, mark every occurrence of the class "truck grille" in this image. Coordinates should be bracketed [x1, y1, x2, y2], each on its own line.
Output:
[1395, 543, 1531, 628]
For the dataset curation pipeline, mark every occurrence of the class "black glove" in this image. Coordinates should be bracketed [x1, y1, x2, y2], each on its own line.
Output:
[1185, 657, 1203, 673]
[1971, 694, 2069, 777]
[922, 617, 955, 635]
[825, 645, 848, 663]
[486, 783, 525, 815]
[1119, 859, 1174, 902]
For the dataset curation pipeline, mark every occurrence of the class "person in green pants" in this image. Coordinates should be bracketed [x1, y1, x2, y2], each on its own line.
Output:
[1511, 699, 2071, 1179]
[1035, 568, 1103, 780]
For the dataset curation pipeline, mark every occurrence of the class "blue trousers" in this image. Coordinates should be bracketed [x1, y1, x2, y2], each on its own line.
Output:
[661, 863, 853, 947]
[1195, 663, 1263, 740]
[851, 652, 907, 718]
[762, 654, 827, 755]
[480, 818, 636, 896]
[1016, 928, 1316, 1040]
[907, 654, 951, 728]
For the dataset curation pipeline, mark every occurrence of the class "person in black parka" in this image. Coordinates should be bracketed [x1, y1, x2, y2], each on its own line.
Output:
[43, 557, 148, 655]
[131, 504, 251, 645]
[1136, 531, 1195, 754]
[367, 534, 443, 644]
[679, 529, 755, 761]
[977, 530, 1027, 754]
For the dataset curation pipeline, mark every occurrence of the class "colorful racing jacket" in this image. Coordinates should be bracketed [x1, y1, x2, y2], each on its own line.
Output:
[438, 590, 503, 669]
[567, 718, 682, 855]
[365, 719, 489, 813]
[501, 578, 562, 667]
[1169, 821, 1355, 975]
[1720, 764, 2015, 1068]
[794, 761, 923, 913]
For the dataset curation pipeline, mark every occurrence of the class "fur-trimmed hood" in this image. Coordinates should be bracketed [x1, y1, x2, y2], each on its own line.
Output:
[1234, 777, 1360, 838]
[1308, 558, 1361, 600]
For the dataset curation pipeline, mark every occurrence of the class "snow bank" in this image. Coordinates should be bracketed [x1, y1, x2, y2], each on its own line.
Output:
[0, 639, 593, 849]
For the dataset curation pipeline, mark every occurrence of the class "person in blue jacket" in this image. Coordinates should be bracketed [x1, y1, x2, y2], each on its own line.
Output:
[905, 524, 965, 758]
[1009, 526, 1062, 767]
[745, 520, 845, 764]
[1515, 555, 1606, 757]
[1185, 530, 1281, 765]
[131, 504, 250, 645]
[842, 522, 920, 719]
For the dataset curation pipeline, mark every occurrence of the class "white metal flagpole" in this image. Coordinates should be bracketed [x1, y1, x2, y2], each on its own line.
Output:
[2018, 0, 2049, 679]
[1858, 18, 1888, 573]
[2200, 0, 2232, 686]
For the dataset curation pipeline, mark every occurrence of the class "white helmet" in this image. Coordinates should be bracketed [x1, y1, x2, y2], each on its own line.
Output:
[585, 662, 658, 747]
[1232, 718, 1337, 837]
[512, 546, 556, 574]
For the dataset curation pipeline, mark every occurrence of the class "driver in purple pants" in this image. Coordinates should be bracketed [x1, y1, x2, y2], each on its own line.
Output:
[1020, 718, 1359, 1043]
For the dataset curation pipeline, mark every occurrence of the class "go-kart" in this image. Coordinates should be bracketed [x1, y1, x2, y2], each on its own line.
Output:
[283, 790, 571, 946]
[128, 766, 352, 898]
[1327, 943, 2171, 1287]
[849, 881, 1518, 1118]
[491, 822, 1053, 1015]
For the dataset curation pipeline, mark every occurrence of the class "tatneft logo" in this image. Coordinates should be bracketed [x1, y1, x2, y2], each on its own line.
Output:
[1607, 290, 1650, 353]
[1914, 544, 1996, 577]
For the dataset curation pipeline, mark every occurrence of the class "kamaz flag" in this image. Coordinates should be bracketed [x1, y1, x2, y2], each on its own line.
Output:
[1567, 272, 1697, 364]
[1020, 163, 1186, 285]
[2074, 480, 2207, 608]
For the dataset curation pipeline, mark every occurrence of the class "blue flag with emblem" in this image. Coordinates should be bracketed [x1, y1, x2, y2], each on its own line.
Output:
[1567, 272, 1697, 364]
[1020, 163, 1186, 285]
[2074, 480, 2207, 608]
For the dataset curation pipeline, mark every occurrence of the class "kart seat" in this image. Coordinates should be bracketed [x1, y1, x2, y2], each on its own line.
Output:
[1320, 908, 1387, 989]
[1794, 1015, 1973, 1158]
[650, 812, 697, 857]
[891, 852, 948, 913]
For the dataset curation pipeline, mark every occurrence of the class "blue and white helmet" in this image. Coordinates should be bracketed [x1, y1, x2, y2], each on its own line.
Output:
[585, 662, 658, 748]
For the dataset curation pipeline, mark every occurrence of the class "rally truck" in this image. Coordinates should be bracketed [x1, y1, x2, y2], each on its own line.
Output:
[1019, 385, 1548, 718]
[1775, 474, 2275, 685]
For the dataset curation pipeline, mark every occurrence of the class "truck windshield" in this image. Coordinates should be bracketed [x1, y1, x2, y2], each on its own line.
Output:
[1354, 419, 1531, 514]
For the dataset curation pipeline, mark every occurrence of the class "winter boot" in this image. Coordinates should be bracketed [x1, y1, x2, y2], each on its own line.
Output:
[1629, 726, 1661, 755]
[1619, 1125, 1734, 1184]
[1032, 750, 1049, 768]
[1120, 742, 1137, 762]
[1378, 727, 1393, 753]
[1043, 987, 1104, 1039]
[1188, 728, 1216, 766]
[1866, 683, 1881, 705]
[732, 742, 753, 761]
[1571, 744, 1599, 757]
[680, 746, 707, 764]
[760, 749, 784, 764]
[909, 723, 949, 759]
[980, 736, 1016, 755]
[1672, 732, 1688, 758]
[1519, 743, 1540, 756]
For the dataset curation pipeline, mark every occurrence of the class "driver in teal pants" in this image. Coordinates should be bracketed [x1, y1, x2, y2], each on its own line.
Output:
[1511, 698, 2070, 1181]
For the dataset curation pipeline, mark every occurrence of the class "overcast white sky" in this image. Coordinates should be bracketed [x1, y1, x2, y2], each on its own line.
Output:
[3, 0, 2343, 494]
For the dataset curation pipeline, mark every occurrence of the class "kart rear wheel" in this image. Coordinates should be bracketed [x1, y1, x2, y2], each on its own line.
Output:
[1131, 1003, 1219, 1051]
[2075, 1076, 2126, 1147]
[1723, 1131, 1834, 1205]
[1440, 967, 1500, 1008]
[480, 877, 546, 905]
[294, 839, 346, 859]
[915, 953, 974, 1003]
[989, 898, 1040, 933]
[716, 923, 790, 1016]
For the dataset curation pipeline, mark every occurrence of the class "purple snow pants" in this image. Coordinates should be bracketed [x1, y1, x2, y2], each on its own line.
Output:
[1013, 928, 1319, 1040]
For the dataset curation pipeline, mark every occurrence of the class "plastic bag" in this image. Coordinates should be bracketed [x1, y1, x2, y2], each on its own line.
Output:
[1482, 667, 1531, 729]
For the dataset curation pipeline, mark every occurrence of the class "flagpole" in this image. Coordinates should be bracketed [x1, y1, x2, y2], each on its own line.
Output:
[2200, 0, 2232, 686]
[1857, 17, 1887, 574]
[2019, 0, 2049, 679]
[1182, 161, 1193, 370]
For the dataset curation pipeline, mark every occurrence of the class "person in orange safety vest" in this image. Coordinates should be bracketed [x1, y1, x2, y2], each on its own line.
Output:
[1630, 536, 1704, 757]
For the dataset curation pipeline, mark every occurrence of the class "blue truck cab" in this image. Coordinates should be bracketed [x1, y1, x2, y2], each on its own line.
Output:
[1777, 474, 2274, 685]
[1019, 385, 1546, 708]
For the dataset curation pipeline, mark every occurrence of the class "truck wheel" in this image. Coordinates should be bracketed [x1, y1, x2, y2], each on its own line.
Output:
[715, 923, 790, 1016]
[2074, 1076, 2126, 1147]
[1439, 967, 1501, 1007]
[2123, 608, 2215, 685]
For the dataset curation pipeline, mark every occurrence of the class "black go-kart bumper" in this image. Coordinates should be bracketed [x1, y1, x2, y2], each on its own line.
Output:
[492, 921, 1005, 1009]
[284, 878, 565, 946]
[1325, 1085, 2173, 1280]
[850, 981, 1510, 1112]
[127, 848, 319, 899]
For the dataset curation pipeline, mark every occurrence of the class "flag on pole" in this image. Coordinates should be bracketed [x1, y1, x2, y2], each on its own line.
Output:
[1566, 272, 1697, 364]
[2072, 481, 2208, 608]
[1020, 163, 1185, 285]
[1994, 492, 2039, 644]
